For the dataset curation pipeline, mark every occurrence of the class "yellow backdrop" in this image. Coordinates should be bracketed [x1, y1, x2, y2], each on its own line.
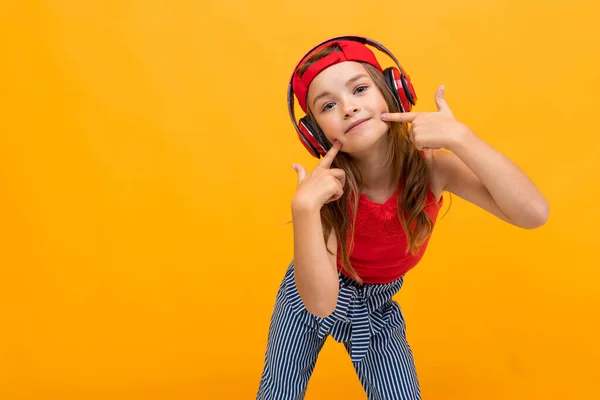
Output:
[1, 1, 598, 399]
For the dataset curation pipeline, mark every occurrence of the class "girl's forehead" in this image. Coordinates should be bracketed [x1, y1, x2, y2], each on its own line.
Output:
[308, 62, 368, 91]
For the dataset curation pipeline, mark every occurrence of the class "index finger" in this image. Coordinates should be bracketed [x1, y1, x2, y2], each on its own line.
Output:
[317, 140, 342, 169]
[381, 112, 419, 123]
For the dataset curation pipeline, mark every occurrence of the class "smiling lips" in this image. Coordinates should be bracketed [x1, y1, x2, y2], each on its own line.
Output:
[345, 118, 371, 133]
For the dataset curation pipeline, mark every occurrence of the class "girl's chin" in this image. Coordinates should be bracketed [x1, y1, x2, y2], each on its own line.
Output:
[341, 131, 388, 152]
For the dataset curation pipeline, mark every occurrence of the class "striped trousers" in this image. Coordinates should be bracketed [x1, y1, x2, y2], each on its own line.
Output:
[256, 260, 421, 400]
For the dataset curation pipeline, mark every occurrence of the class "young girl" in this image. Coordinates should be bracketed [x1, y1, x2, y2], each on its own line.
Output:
[256, 36, 548, 400]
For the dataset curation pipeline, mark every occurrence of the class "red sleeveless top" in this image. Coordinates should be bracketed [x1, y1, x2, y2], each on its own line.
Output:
[337, 184, 443, 284]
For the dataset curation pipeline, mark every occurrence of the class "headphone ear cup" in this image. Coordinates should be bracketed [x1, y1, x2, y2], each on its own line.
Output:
[383, 67, 401, 110]
[296, 126, 320, 158]
[383, 67, 409, 112]
[400, 69, 417, 107]
[299, 116, 329, 158]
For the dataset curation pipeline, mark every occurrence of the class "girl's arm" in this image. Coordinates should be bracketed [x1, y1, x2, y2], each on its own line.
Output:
[432, 130, 549, 229]
[382, 86, 549, 229]
[291, 202, 339, 318]
[290, 141, 344, 318]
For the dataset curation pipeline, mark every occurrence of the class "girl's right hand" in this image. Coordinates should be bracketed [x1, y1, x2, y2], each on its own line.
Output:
[291, 140, 346, 212]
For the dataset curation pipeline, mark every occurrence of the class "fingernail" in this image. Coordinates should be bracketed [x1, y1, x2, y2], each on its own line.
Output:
[380, 113, 388, 120]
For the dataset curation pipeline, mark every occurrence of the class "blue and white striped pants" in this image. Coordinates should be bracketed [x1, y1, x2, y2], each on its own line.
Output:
[257, 260, 421, 400]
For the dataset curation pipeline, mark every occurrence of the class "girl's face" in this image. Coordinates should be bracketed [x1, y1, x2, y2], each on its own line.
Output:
[306, 61, 390, 155]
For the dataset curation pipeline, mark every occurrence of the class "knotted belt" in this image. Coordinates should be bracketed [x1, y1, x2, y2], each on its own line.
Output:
[285, 261, 405, 363]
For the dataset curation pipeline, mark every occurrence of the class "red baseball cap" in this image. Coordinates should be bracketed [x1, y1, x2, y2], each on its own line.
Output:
[291, 40, 384, 113]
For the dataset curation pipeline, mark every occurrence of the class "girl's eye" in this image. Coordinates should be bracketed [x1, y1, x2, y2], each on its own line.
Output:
[322, 102, 334, 112]
[320, 86, 368, 112]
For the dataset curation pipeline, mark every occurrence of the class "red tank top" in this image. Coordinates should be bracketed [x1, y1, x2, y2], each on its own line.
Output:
[337, 184, 443, 284]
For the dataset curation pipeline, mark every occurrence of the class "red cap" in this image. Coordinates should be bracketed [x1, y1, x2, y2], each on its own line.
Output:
[291, 40, 384, 113]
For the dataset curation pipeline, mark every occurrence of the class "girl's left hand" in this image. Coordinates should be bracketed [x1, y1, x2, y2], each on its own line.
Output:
[380, 86, 472, 151]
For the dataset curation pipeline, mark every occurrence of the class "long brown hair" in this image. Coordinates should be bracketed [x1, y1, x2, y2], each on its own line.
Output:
[297, 43, 445, 283]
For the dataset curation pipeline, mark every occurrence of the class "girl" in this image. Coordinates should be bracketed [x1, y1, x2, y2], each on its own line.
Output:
[256, 36, 548, 400]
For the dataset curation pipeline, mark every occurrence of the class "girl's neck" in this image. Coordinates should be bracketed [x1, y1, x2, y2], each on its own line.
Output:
[351, 136, 396, 193]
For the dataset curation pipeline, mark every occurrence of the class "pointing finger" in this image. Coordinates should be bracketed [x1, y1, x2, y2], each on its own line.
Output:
[317, 140, 342, 169]
[380, 112, 418, 123]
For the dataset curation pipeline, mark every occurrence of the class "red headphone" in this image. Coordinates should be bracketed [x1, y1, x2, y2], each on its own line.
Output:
[287, 36, 418, 158]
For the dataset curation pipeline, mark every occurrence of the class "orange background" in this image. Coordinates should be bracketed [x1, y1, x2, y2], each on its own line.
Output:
[1, 1, 598, 399]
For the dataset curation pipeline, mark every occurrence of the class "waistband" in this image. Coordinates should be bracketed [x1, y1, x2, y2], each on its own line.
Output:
[283, 260, 404, 363]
